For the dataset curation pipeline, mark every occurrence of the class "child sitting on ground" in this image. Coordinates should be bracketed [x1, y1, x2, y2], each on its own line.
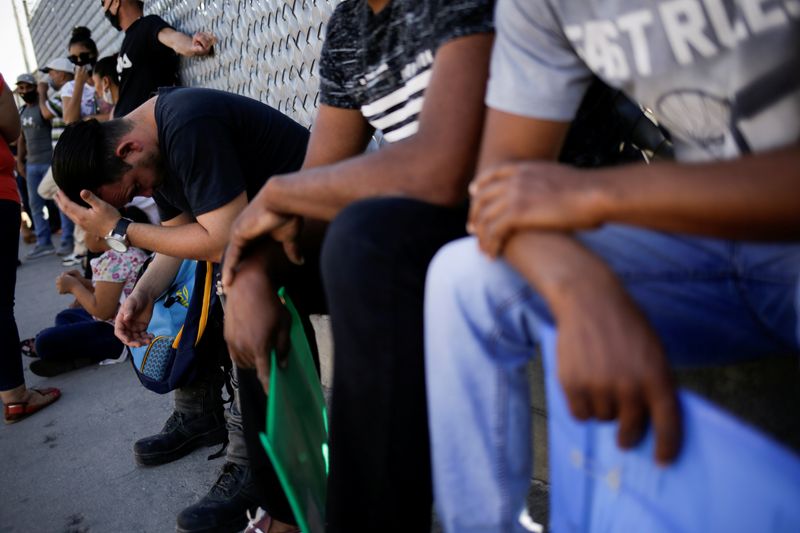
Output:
[22, 206, 150, 376]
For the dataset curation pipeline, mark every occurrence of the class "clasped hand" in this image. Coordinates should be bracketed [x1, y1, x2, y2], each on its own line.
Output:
[472, 163, 681, 464]
[221, 188, 303, 289]
[223, 253, 291, 394]
[468, 161, 601, 257]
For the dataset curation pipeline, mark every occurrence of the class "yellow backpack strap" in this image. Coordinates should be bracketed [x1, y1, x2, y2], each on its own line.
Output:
[194, 261, 214, 346]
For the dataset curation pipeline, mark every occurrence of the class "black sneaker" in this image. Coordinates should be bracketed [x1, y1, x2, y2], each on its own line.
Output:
[176, 462, 260, 533]
[29, 357, 94, 377]
[133, 410, 226, 467]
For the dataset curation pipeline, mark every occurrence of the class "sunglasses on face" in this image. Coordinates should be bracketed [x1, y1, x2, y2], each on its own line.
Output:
[68, 52, 96, 66]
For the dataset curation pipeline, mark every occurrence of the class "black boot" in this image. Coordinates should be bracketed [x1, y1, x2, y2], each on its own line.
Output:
[176, 462, 260, 533]
[133, 410, 226, 466]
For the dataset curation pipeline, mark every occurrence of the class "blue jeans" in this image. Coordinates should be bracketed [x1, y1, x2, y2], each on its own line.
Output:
[59, 208, 74, 247]
[424, 227, 800, 533]
[35, 308, 123, 362]
[25, 163, 51, 247]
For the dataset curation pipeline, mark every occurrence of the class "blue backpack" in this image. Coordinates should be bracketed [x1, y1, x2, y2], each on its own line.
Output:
[129, 259, 218, 394]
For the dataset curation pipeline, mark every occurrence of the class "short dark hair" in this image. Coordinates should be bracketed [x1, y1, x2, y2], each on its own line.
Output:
[94, 55, 119, 86]
[52, 118, 134, 206]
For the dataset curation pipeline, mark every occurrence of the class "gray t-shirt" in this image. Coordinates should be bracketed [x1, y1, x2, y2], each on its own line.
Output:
[19, 104, 52, 165]
[488, 0, 800, 162]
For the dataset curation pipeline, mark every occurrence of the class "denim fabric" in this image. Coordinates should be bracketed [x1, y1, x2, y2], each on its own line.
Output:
[424, 227, 800, 533]
[0, 200, 22, 391]
[35, 308, 123, 362]
[25, 163, 51, 247]
[60, 210, 74, 246]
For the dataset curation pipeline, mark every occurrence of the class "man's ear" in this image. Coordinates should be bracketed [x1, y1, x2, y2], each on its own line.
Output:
[116, 139, 141, 160]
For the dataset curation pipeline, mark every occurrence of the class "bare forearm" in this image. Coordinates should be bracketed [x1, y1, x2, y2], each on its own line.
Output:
[590, 145, 800, 239]
[37, 91, 55, 121]
[63, 90, 83, 124]
[127, 221, 225, 262]
[265, 138, 473, 221]
[133, 253, 183, 300]
[70, 284, 100, 316]
[503, 231, 618, 316]
[17, 134, 26, 163]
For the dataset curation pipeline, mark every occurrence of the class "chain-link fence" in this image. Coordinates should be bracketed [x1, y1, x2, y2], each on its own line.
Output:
[28, 0, 339, 127]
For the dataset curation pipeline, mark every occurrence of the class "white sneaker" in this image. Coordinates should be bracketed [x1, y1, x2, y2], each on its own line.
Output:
[61, 253, 83, 267]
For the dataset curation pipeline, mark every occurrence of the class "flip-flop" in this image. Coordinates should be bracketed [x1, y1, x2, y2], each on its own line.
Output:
[4, 387, 61, 424]
[19, 338, 37, 358]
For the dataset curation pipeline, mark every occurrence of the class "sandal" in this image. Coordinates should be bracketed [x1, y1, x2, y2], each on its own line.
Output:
[20, 338, 37, 358]
[3, 387, 61, 424]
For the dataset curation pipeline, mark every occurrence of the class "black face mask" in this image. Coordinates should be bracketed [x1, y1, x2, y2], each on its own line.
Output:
[21, 91, 37, 104]
[104, 8, 122, 31]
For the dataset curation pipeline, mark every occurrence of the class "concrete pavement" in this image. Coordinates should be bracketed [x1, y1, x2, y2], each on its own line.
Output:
[1, 235, 220, 533]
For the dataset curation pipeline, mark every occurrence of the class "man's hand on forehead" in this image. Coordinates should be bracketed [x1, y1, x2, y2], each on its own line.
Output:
[55, 189, 121, 238]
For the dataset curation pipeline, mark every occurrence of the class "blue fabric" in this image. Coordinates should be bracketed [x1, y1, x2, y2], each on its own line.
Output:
[25, 163, 51, 246]
[35, 308, 123, 362]
[129, 259, 196, 382]
[424, 228, 800, 533]
[539, 325, 800, 533]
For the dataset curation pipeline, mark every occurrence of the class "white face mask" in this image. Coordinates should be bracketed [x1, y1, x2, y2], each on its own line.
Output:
[94, 80, 114, 105]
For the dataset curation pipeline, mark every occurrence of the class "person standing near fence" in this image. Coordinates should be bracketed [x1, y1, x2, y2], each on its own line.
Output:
[101, 0, 216, 118]
[14, 73, 53, 260]
[0, 72, 61, 424]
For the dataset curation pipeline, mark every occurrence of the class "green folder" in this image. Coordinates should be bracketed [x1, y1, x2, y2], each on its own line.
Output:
[259, 288, 329, 533]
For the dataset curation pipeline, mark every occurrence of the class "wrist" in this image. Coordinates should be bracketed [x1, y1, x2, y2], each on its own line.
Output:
[575, 170, 616, 227]
[261, 176, 284, 212]
[504, 231, 621, 315]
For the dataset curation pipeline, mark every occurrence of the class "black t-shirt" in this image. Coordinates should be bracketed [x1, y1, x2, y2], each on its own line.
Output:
[153, 87, 310, 221]
[115, 15, 180, 117]
[319, 0, 493, 143]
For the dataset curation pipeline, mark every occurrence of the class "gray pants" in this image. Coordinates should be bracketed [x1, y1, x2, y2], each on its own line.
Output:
[174, 359, 248, 466]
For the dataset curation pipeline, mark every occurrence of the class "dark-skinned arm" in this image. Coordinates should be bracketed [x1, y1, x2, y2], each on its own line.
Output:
[223, 101, 375, 391]
[471, 109, 682, 465]
[221, 32, 493, 287]
[261, 33, 493, 219]
[472, 144, 800, 255]
[583, 145, 800, 239]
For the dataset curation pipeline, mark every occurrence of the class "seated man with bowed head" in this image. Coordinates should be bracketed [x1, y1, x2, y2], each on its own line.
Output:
[424, 1, 800, 531]
[51, 87, 310, 533]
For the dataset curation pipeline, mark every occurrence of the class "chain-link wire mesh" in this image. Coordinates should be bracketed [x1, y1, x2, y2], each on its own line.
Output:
[29, 1, 124, 68]
[28, 0, 340, 127]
